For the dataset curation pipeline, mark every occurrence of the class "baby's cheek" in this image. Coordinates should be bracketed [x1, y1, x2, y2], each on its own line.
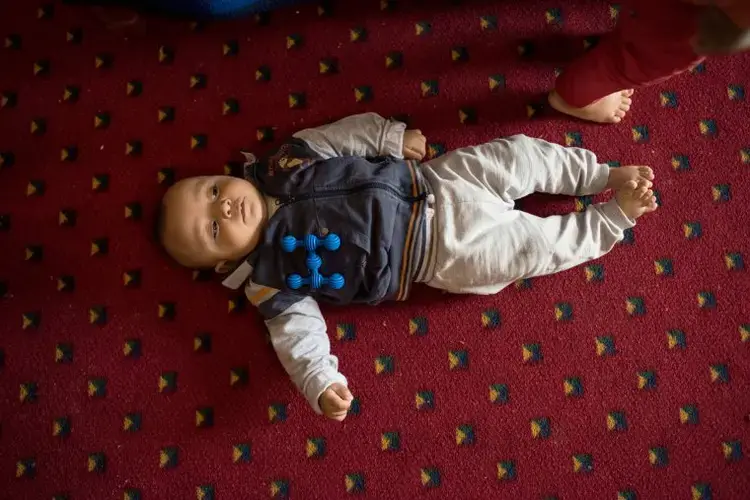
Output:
[223, 224, 257, 255]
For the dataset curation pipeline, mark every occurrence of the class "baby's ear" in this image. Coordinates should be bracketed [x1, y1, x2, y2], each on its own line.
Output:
[214, 260, 236, 274]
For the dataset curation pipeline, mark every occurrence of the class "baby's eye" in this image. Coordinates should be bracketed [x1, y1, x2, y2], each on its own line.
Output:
[211, 220, 219, 239]
[211, 185, 219, 199]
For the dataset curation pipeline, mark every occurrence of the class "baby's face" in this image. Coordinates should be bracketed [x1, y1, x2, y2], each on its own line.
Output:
[161, 175, 267, 268]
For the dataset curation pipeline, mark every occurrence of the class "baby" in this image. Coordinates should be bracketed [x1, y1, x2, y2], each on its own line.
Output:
[158, 113, 657, 421]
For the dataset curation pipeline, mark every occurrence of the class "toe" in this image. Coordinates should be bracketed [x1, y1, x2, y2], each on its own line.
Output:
[641, 167, 654, 179]
[621, 97, 632, 106]
[615, 109, 626, 118]
[624, 180, 638, 190]
[623, 89, 635, 97]
[620, 103, 631, 112]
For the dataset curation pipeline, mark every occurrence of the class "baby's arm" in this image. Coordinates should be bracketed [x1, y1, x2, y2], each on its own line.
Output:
[244, 279, 351, 419]
[293, 112, 415, 160]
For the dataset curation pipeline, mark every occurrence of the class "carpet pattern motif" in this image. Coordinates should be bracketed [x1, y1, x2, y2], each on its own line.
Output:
[1, 0, 749, 499]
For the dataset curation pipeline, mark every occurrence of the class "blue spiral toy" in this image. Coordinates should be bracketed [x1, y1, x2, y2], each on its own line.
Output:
[281, 233, 345, 291]
[63, 0, 313, 19]
[152, 0, 311, 18]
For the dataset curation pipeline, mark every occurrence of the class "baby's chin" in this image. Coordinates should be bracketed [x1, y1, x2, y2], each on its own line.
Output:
[252, 193, 268, 221]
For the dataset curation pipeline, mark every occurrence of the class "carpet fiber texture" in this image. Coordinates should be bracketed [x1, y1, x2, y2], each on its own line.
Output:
[1, 1, 749, 499]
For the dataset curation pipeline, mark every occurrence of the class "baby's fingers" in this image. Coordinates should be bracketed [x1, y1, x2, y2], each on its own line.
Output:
[330, 396, 352, 412]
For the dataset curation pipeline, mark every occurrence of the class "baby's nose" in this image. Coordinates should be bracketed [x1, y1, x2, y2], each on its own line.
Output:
[220, 198, 232, 218]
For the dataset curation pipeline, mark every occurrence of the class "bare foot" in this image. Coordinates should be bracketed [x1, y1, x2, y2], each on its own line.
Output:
[606, 165, 654, 191]
[616, 180, 658, 220]
[549, 89, 633, 124]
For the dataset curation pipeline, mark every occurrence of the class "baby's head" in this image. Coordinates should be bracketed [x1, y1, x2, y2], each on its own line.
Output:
[157, 175, 267, 270]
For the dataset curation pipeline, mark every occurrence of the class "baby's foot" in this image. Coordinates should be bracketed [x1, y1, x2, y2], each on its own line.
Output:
[606, 165, 654, 191]
[549, 89, 633, 124]
[616, 180, 658, 220]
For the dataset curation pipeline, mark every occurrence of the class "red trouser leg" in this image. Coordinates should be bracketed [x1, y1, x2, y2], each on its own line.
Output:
[555, 0, 706, 108]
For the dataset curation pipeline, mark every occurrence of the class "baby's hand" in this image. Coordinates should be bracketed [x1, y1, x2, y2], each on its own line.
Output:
[319, 383, 353, 421]
[403, 129, 427, 161]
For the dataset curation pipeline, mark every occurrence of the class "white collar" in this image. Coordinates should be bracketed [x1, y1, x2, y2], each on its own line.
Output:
[221, 260, 253, 290]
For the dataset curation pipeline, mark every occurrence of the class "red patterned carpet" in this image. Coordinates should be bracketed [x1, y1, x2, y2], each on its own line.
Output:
[1, 1, 749, 499]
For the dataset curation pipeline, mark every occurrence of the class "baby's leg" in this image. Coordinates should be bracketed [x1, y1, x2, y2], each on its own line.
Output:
[533, 182, 657, 279]
[427, 135, 652, 202]
[550, 0, 703, 124]
[428, 183, 657, 294]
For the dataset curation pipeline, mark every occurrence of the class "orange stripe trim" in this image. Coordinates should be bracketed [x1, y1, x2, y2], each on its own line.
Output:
[397, 203, 418, 300]
[396, 161, 420, 300]
[408, 160, 418, 196]
[249, 287, 274, 305]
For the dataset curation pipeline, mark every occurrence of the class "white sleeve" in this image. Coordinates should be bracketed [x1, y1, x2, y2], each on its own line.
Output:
[244, 280, 347, 415]
[292, 112, 406, 159]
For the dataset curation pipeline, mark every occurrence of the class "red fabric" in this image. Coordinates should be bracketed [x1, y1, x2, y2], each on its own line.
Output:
[555, 0, 704, 107]
[1, 1, 750, 499]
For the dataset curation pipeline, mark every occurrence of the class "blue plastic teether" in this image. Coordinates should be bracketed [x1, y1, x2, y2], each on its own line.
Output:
[281, 232, 345, 291]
